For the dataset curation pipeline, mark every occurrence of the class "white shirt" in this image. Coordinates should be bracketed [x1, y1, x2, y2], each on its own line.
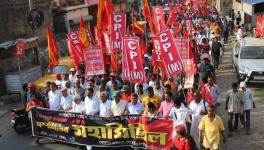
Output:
[55, 80, 62, 88]
[99, 100, 112, 117]
[200, 53, 210, 62]
[48, 90, 61, 110]
[241, 88, 254, 110]
[111, 100, 127, 116]
[71, 101, 85, 113]
[127, 102, 144, 115]
[189, 100, 208, 135]
[60, 94, 73, 111]
[84, 96, 100, 115]
[154, 87, 164, 99]
[169, 104, 191, 126]
[206, 83, 220, 105]
[236, 28, 243, 41]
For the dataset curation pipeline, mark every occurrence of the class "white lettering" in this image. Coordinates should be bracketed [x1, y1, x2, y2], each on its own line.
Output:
[130, 51, 138, 60]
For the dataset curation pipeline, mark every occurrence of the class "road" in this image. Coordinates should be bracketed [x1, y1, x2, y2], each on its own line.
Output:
[0, 37, 263, 150]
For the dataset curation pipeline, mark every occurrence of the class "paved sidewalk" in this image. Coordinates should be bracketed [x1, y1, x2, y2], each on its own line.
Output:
[0, 102, 22, 117]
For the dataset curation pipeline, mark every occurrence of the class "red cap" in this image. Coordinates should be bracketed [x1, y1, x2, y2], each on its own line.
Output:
[176, 124, 186, 133]
[27, 83, 35, 90]
[56, 73, 61, 79]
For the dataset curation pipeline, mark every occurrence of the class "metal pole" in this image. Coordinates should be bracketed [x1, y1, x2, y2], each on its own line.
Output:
[28, 0, 32, 10]
[17, 58, 24, 106]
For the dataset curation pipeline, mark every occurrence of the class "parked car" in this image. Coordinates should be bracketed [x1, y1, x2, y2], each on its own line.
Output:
[34, 56, 74, 93]
[232, 37, 264, 82]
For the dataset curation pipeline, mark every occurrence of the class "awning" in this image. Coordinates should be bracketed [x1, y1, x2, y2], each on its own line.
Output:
[243, 0, 264, 5]
[0, 37, 38, 50]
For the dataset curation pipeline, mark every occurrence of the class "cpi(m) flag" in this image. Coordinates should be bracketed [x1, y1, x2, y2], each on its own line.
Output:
[158, 30, 184, 78]
[256, 16, 264, 37]
[110, 13, 126, 53]
[47, 26, 59, 69]
[152, 6, 166, 32]
[122, 37, 146, 83]
[84, 47, 105, 76]
[67, 32, 86, 70]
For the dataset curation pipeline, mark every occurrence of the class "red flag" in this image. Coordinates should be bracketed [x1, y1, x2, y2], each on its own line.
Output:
[132, 19, 146, 36]
[16, 41, 25, 58]
[166, 6, 176, 26]
[122, 37, 146, 83]
[200, 81, 213, 105]
[158, 30, 185, 78]
[152, 6, 166, 32]
[140, 39, 147, 57]
[110, 13, 126, 53]
[47, 26, 59, 69]
[96, 0, 114, 40]
[256, 16, 264, 37]
[79, 16, 90, 48]
[110, 54, 121, 73]
[142, 0, 157, 35]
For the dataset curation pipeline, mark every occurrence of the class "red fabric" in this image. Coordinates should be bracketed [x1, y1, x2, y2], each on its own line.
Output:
[132, 17, 146, 36]
[122, 93, 131, 102]
[47, 26, 59, 69]
[173, 137, 191, 150]
[140, 39, 147, 58]
[256, 16, 264, 37]
[166, 6, 176, 26]
[200, 81, 213, 105]
[16, 41, 26, 58]
[26, 99, 44, 112]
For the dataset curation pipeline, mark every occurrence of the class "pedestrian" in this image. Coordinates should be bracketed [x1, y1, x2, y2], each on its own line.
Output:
[235, 11, 241, 26]
[111, 91, 127, 116]
[222, 18, 229, 43]
[121, 85, 132, 103]
[236, 25, 243, 41]
[71, 94, 85, 113]
[55, 73, 62, 89]
[142, 86, 161, 112]
[143, 102, 159, 118]
[169, 98, 191, 139]
[206, 76, 220, 112]
[73, 79, 85, 100]
[26, 94, 44, 112]
[172, 124, 192, 150]
[159, 91, 174, 117]
[198, 58, 215, 83]
[153, 80, 164, 99]
[211, 36, 223, 69]
[99, 91, 112, 117]
[189, 92, 208, 148]
[239, 82, 255, 134]
[84, 88, 100, 115]
[226, 82, 244, 137]
[59, 88, 72, 111]
[48, 82, 61, 110]
[127, 93, 144, 115]
[198, 105, 226, 150]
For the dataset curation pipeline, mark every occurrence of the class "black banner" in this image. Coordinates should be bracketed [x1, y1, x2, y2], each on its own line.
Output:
[31, 107, 173, 149]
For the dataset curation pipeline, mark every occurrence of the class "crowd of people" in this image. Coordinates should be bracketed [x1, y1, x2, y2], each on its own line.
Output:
[23, 2, 256, 150]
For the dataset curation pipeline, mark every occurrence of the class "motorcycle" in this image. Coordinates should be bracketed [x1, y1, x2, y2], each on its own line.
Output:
[10, 108, 31, 134]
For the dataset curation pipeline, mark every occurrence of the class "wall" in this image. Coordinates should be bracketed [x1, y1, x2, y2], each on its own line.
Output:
[0, 0, 53, 46]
